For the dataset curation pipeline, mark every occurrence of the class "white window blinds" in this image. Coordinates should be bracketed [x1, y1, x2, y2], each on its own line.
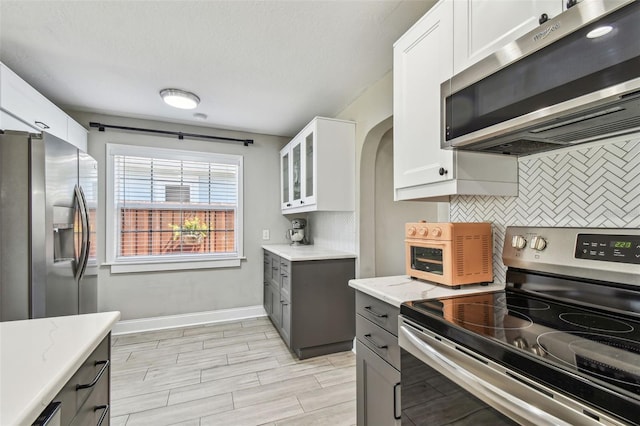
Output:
[108, 145, 242, 261]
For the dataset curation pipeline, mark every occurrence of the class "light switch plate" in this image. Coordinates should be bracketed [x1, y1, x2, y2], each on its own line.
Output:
[262, 229, 270, 240]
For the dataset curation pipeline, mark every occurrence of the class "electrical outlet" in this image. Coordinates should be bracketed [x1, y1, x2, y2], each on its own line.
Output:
[262, 229, 270, 240]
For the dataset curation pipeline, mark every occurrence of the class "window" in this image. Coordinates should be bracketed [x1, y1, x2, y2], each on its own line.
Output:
[106, 144, 243, 272]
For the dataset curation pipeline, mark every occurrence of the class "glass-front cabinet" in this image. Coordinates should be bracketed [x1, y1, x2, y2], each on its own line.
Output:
[281, 128, 315, 210]
[292, 138, 302, 202]
[304, 132, 315, 205]
[280, 117, 354, 214]
[280, 150, 290, 209]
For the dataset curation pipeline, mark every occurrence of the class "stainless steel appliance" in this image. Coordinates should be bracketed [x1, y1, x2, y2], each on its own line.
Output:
[286, 218, 308, 246]
[0, 131, 97, 321]
[405, 222, 493, 288]
[399, 227, 639, 425]
[441, 0, 640, 156]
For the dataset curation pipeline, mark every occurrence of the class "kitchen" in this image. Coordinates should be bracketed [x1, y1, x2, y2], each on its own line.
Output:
[1, 0, 639, 425]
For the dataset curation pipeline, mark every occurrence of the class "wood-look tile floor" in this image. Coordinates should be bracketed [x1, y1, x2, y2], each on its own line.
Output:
[110, 317, 356, 426]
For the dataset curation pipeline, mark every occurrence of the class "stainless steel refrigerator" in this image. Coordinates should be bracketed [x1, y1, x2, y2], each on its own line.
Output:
[0, 130, 98, 321]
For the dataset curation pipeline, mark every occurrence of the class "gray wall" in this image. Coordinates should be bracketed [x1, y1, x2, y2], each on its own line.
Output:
[71, 112, 291, 320]
[374, 129, 437, 276]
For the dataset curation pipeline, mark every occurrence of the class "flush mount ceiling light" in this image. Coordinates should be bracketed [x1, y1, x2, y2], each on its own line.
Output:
[160, 88, 200, 109]
[587, 25, 613, 39]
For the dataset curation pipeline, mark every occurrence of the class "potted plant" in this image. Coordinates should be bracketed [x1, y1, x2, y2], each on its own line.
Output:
[169, 216, 208, 245]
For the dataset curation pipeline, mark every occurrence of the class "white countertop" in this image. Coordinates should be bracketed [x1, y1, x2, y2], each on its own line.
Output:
[0, 311, 121, 425]
[349, 275, 505, 307]
[263, 244, 357, 261]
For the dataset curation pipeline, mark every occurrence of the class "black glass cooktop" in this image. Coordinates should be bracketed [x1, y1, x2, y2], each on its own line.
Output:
[401, 287, 640, 424]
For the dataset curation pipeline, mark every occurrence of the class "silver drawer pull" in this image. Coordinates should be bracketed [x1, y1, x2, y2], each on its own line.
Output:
[95, 404, 109, 426]
[364, 333, 388, 349]
[76, 360, 109, 390]
[364, 306, 388, 318]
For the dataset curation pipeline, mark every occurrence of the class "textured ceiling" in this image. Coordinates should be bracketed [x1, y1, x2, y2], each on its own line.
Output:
[0, 0, 435, 137]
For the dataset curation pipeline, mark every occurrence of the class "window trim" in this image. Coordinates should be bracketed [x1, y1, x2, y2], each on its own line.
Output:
[105, 143, 244, 273]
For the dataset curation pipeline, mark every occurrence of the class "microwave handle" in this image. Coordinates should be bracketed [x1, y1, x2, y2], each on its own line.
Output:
[399, 325, 573, 426]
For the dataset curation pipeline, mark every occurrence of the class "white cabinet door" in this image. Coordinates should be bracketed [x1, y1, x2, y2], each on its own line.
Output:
[453, 0, 563, 74]
[394, 0, 454, 192]
[290, 136, 303, 207]
[300, 127, 316, 208]
[280, 148, 292, 210]
[0, 63, 68, 140]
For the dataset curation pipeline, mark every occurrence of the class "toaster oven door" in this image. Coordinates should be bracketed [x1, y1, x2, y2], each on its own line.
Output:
[410, 245, 444, 276]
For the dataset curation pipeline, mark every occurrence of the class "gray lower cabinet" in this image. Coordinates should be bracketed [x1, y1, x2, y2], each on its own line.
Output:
[263, 249, 355, 359]
[51, 333, 112, 426]
[356, 291, 401, 426]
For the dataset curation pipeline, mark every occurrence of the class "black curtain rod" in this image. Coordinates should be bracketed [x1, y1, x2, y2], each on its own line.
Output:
[89, 122, 254, 146]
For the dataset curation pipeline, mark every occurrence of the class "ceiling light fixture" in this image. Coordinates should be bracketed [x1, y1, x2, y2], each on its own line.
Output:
[160, 88, 200, 109]
[586, 25, 613, 39]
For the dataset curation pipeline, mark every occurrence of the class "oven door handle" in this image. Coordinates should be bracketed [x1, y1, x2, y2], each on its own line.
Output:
[399, 325, 573, 426]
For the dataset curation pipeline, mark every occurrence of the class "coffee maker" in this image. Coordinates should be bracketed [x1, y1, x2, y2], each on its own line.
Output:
[287, 218, 308, 246]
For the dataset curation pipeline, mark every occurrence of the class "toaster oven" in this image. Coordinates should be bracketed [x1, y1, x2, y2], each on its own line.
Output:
[405, 222, 493, 288]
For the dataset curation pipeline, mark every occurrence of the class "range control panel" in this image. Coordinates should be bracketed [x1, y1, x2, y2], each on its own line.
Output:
[503, 227, 640, 287]
[575, 234, 640, 265]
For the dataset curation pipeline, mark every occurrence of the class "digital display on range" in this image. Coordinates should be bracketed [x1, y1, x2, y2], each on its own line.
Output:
[611, 241, 633, 249]
[575, 234, 640, 265]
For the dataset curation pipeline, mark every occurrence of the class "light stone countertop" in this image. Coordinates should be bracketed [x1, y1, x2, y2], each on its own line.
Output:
[349, 275, 505, 308]
[262, 244, 357, 261]
[0, 311, 121, 425]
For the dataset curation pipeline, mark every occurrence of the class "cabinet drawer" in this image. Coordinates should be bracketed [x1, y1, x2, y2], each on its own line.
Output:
[269, 253, 280, 284]
[55, 336, 110, 426]
[356, 291, 399, 336]
[356, 315, 400, 370]
[280, 259, 291, 300]
[69, 366, 110, 426]
[263, 252, 271, 283]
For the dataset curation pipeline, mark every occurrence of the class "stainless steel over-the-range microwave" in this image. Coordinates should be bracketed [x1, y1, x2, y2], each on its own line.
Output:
[441, 0, 640, 156]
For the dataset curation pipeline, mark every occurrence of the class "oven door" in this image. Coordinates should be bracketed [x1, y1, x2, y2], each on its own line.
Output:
[405, 240, 450, 286]
[398, 317, 613, 426]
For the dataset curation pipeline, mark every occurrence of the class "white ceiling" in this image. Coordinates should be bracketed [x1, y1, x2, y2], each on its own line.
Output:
[0, 0, 435, 137]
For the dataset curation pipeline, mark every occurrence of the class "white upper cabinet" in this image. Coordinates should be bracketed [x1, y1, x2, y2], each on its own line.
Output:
[393, 0, 518, 201]
[452, 0, 563, 75]
[0, 62, 87, 151]
[394, 0, 455, 194]
[280, 117, 355, 214]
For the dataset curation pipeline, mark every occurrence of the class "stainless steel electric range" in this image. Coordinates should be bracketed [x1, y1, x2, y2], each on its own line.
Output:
[399, 227, 640, 425]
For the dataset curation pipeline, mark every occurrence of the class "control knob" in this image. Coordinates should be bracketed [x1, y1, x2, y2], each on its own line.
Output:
[511, 235, 527, 250]
[431, 227, 442, 237]
[530, 236, 547, 251]
[418, 227, 428, 237]
[407, 226, 417, 237]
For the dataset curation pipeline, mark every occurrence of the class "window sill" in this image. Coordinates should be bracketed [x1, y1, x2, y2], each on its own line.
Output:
[106, 257, 244, 274]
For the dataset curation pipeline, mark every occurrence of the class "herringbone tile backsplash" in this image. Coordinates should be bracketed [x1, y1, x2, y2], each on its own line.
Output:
[450, 139, 640, 283]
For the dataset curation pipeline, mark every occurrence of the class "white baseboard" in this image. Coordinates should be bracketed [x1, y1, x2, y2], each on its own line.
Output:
[112, 305, 267, 335]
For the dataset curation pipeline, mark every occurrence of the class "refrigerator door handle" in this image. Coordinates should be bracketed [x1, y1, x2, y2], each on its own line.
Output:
[74, 185, 90, 281]
[78, 185, 91, 281]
